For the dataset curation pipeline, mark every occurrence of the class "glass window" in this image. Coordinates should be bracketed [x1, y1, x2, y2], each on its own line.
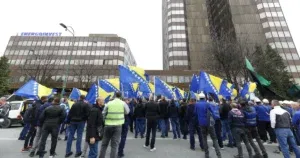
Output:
[288, 42, 295, 48]
[118, 60, 124, 65]
[60, 41, 65, 46]
[37, 41, 41, 45]
[113, 51, 118, 56]
[272, 32, 278, 37]
[120, 42, 125, 48]
[172, 76, 178, 83]
[259, 12, 266, 19]
[277, 12, 283, 17]
[269, 22, 275, 27]
[167, 76, 172, 82]
[281, 21, 287, 26]
[265, 32, 272, 38]
[27, 41, 32, 46]
[257, 4, 263, 9]
[46, 41, 51, 46]
[271, 12, 277, 17]
[83, 42, 88, 46]
[289, 65, 297, 72]
[278, 32, 284, 37]
[274, 3, 280, 7]
[284, 31, 291, 37]
[262, 22, 269, 28]
[282, 42, 288, 48]
[292, 54, 300, 60]
[275, 42, 282, 48]
[286, 53, 292, 60]
[112, 59, 118, 65]
[266, 12, 272, 17]
[105, 51, 109, 56]
[274, 21, 280, 27]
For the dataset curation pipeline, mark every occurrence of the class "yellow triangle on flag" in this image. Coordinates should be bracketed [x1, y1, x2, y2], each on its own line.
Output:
[37, 84, 52, 98]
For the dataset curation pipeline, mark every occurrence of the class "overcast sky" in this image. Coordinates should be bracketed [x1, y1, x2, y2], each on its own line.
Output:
[0, 0, 299, 70]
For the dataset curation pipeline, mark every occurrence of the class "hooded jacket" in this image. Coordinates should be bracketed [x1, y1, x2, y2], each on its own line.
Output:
[159, 100, 169, 119]
[255, 104, 271, 121]
[194, 100, 213, 127]
[228, 108, 245, 129]
[39, 104, 65, 127]
[134, 103, 145, 118]
[242, 106, 257, 127]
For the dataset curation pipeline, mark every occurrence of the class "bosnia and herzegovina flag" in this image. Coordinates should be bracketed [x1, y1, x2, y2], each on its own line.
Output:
[119, 65, 149, 84]
[139, 82, 154, 94]
[174, 87, 185, 100]
[199, 71, 222, 96]
[98, 78, 120, 92]
[14, 79, 53, 99]
[85, 83, 114, 104]
[190, 74, 199, 93]
[240, 82, 257, 99]
[154, 76, 174, 99]
[69, 88, 87, 100]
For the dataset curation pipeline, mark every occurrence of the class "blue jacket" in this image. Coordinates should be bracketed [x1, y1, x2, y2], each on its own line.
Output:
[242, 106, 257, 127]
[194, 100, 212, 127]
[36, 102, 52, 127]
[255, 104, 271, 121]
[292, 110, 300, 126]
[209, 102, 220, 120]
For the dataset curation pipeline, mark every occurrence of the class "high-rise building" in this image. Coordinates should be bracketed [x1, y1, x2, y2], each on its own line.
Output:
[4, 33, 136, 89]
[162, 0, 300, 83]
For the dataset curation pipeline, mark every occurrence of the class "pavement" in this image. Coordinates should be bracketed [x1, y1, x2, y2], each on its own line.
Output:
[0, 125, 296, 158]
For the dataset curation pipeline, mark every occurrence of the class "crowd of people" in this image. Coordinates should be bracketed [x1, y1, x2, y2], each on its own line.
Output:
[2, 92, 300, 158]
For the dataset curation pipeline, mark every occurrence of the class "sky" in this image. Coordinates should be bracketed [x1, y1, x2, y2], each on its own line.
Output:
[0, 0, 299, 70]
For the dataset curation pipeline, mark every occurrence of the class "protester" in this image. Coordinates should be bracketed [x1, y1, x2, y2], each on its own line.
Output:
[220, 98, 234, 147]
[159, 96, 169, 138]
[128, 99, 136, 133]
[85, 97, 104, 158]
[29, 97, 53, 157]
[59, 98, 70, 140]
[292, 102, 300, 146]
[228, 102, 253, 158]
[179, 99, 188, 139]
[241, 99, 268, 158]
[134, 98, 146, 138]
[195, 93, 221, 158]
[99, 92, 130, 158]
[22, 97, 47, 152]
[270, 100, 300, 158]
[186, 98, 203, 151]
[144, 95, 160, 152]
[168, 99, 181, 139]
[65, 95, 90, 157]
[38, 97, 66, 158]
[19, 100, 32, 140]
[118, 98, 131, 158]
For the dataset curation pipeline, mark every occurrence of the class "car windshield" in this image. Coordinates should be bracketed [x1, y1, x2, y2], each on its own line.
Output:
[9, 102, 21, 110]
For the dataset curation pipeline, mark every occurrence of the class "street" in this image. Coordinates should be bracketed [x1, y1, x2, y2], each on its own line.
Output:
[0, 126, 295, 158]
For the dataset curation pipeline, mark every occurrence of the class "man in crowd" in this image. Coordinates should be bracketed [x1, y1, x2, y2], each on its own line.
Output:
[241, 99, 268, 158]
[0, 97, 10, 128]
[228, 102, 253, 158]
[18, 100, 32, 140]
[179, 99, 188, 139]
[38, 97, 65, 158]
[134, 98, 146, 138]
[22, 96, 47, 152]
[159, 96, 169, 138]
[195, 93, 221, 158]
[144, 95, 160, 152]
[270, 100, 300, 158]
[85, 97, 104, 158]
[99, 92, 129, 158]
[29, 97, 53, 157]
[118, 98, 131, 158]
[65, 95, 90, 157]
[220, 98, 234, 147]
[186, 98, 203, 151]
[168, 99, 181, 139]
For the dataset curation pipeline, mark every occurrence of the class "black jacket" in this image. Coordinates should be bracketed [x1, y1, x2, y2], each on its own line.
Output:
[86, 105, 103, 142]
[228, 108, 245, 129]
[220, 103, 232, 120]
[134, 103, 145, 118]
[145, 101, 160, 120]
[168, 103, 179, 118]
[159, 100, 169, 119]
[186, 103, 197, 124]
[39, 104, 65, 127]
[23, 100, 43, 126]
[67, 100, 90, 123]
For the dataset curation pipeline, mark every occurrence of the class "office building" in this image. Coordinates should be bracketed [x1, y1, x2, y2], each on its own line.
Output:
[5, 33, 136, 89]
[162, 0, 300, 83]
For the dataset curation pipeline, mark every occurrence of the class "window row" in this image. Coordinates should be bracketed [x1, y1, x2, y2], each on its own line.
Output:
[260, 12, 284, 19]
[262, 21, 287, 28]
[257, 2, 280, 10]
[167, 10, 184, 16]
[168, 33, 186, 39]
[169, 42, 187, 48]
[168, 51, 188, 57]
[269, 42, 296, 49]
[168, 25, 186, 31]
[265, 31, 291, 38]
[149, 75, 190, 83]
[167, 3, 184, 9]
[10, 59, 124, 66]
[8, 41, 125, 48]
[279, 53, 300, 61]
[167, 18, 185, 23]
[7, 50, 125, 57]
[287, 65, 300, 73]
[169, 60, 188, 66]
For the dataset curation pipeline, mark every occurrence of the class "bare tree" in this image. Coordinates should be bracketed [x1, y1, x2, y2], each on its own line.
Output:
[72, 59, 97, 88]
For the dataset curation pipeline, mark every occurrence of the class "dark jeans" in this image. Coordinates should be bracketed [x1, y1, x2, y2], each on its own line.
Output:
[170, 117, 181, 139]
[257, 120, 276, 142]
[19, 123, 30, 139]
[88, 141, 99, 158]
[160, 118, 169, 137]
[24, 125, 36, 148]
[188, 122, 203, 149]
[135, 118, 146, 137]
[179, 118, 188, 138]
[129, 117, 134, 132]
[275, 128, 300, 158]
[99, 126, 122, 158]
[145, 119, 157, 149]
[66, 121, 85, 154]
[200, 126, 221, 158]
[214, 120, 223, 148]
[246, 126, 267, 156]
[38, 125, 59, 156]
[232, 127, 253, 158]
[118, 121, 129, 156]
[221, 119, 233, 145]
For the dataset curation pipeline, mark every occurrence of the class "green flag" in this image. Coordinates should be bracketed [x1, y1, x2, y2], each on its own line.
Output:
[245, 57, 271, 87]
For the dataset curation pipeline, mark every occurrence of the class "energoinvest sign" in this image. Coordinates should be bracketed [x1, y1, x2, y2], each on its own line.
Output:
[20, 32, 62, 36]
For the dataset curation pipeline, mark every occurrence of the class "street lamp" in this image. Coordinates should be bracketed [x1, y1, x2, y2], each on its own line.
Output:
[59, 23, 75, 97]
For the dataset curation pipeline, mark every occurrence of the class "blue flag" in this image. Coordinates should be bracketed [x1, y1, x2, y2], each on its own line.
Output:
[190, 74, 199, 93]
[219, 80, 232, 97]
[119, 65, 148, 83]
[154, 77, 174, 99]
